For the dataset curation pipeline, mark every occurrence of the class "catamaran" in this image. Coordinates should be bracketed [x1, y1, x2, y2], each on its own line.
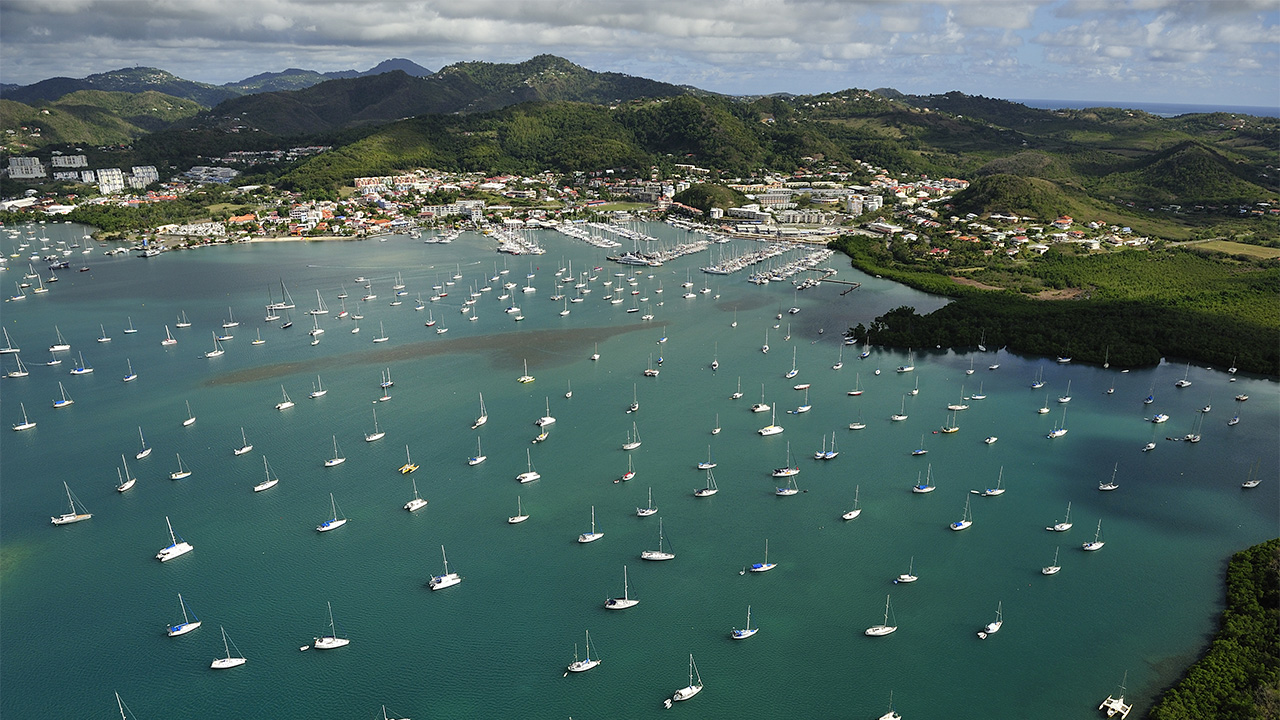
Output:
[404, 478, 428, 512]
[428, 545, 462, 590]
[516, 359, 534, 384]
[155, 516, 193, 562]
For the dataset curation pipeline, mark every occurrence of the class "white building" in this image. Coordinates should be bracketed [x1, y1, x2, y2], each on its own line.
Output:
[8, 157, 46, 179]
[50, 154, 88, 168]
[97, 168, 125, 194]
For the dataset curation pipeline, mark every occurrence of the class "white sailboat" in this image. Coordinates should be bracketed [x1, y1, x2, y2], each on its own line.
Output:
[508, 495, 529, 524]
[1048, 501, 1073, 532]
[428, 545, 462, 590]
[233, 427, 253, 456]
[167, 593, 201, 636]
[516, 448, 540, 482]
[622, 421, 642, 450]
[210, 626, 247, 669]
[667, 654, 704, 705]
[864, 594, 898, 636]
[1098, 672, 1134, 719]
[372, 320, 388, 343]
[50, 481, 92, 524]
[221, 306, 239, 328]
[980, 467, 1006, 496]
[565, 630, 601, 674]
[637, 487, 658, 517]
[309, 289, 329, 315]
[771, 442, 798, 477]
[0, 327, 20, 354]
[641, 517, 675, 560]
[785, 346, 798, 379]
[606, 565, 639, 609]
[316, 493, 347, 532]
[891, 395, 908, 422]
[731, 376, 744, 400]
[254, 456, 280, 492]
[312, 601, 350, 648]
[365, 408, 385, 442]
[275, 385, 294, 411]
[404, 478, 428, 512]
[98, 323, 111, 343]
[698, 445, 717, 470]
[731, 605, 758, 639]
[1042, 546, 1062, 575]
[12, 402, 36, 431]
[894, 556, 918, 584]
[155, 515, 193, 561]
[69, 350, 93, 374]
[1058, 380, 1073, 403]
[169, 453, 192, 480]
[977, 601, 1003, 639]
[749, 539, 776, 572]
[758, 406, 783, 436]
[251, 329, 265, 345]
[912, 465, 936, 493]
[1082, 519, 1105, 551]
[578, 505, 604, 543]
[950, 495, 973, 531]
[123, 317, 137, 334]
[516, 358, 534, 384]
[116, 455, 137, 492]
[775, 476, 799, 496]
[204, 333, 224, 358]
[467, 436, 487, 466]
[7, 354, 30, 378]
[694, 468, 719, 497]
[134, 426, 151, 459]
[1099, 463, 1120, 491]
[49, 325, 70, 352]
[309, 375, 327, 398]
[1047, 406, 1068, 438]
[324, 435, 345, 466]
[842, 485, 862, 520]
[536, 396, 556, 426]
[616, 455, 636, 483]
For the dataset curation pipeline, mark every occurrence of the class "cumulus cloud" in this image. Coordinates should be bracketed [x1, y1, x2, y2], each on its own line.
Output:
[0, 0, 1273, 106]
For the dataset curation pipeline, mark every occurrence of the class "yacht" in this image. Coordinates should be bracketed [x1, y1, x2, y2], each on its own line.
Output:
[155, 516, 193, 562]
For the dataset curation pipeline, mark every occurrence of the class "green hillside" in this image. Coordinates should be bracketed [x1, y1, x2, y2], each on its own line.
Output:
[0, 90, 202, 150]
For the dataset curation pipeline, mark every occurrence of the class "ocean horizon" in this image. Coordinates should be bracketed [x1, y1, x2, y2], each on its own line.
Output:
[1010, 98, 1279, 119]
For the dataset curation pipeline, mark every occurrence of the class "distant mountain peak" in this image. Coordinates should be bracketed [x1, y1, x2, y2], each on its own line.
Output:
[362, 58, 432, 77]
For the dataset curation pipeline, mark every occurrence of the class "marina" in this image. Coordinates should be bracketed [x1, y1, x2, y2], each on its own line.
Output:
[0, 220, 1275, 719]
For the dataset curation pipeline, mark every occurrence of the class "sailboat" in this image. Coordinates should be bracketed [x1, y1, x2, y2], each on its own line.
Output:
[516, 448, 540, 482]
[1047, 406, 1068, 438]
[1098, 672, 1134, 719]
[1042, 547, 1062, 575]
[174, 311, 192, 329]
[847, 373, 864, 396]
[210, 626, 247, 669]
[308, 375, 327, 399]
[135, 426, 152, 459]
[792, 387, 811, 414]
[591, 343, 600, 361]
[69, 350, 93, 375]
[775, 476, 800, 496]
[1242, 460, 1263, 488]
[1174, 362, 1192, 388]
[864, 594, 898, 636]
[428, 545, 462, 590]
[667, 654, 704, 705]
[628, 383, 639, 413]
[0, 327, 20, 354]
[894, 556, 918, 584]
[221, 306, 239, 328]
[309, 289, 329, 315]
[772, 442, 799, 477]
[912, 465, 936, 493]
[254, 456, 280, 492]
[606, 565, 640, 609]
[516, 359, 534, 384]
[274, 385, 295, 411]
[468, 437, 487, 466]
[404, 478, 428, 512]
[758, 406, 783, 436]
[365, 408, 385, 442]
[694, 469, 719, 497]
[49, 326, 70, 352]
[842, 485, 862, 520]
[891, 395, 908, 422]
[123, 317, 137, 334]
[234, 427, 253, 456]
[749, 539, 776, 572]
[166, 593, 202, 636]
[732, 605, 758, 639]
[622, 422, 642, 450]
[896, 351, 915, 373]
[785, 347, 798, 379]
[205, 333, 224, 358]
[977, 601, 1003, 639]
[565, 630, 601, 674]
[316, 493, 348, 532]
[566, 380, 573, 399]
[751, 383, 770, 412]
[912, 434, 928, 456]
[115, 454, 137, 492]
[251, 328, 265, 346]
[313, 601, 350, 648]
[98, 323, 112, 343]
[637, 488, 658, 517]
[508, 495, 529, 524]
[641, 518, 676, 560]
[950, 495, 974, 531]
[1047, 502, 1073, 532]
[155, 515, 193, 561]
[1099, 463, 1119, 491]
[1082, 519, 1105, 551]
[324, 435, 345, 466]
[7, 354, 29, 378]
[372, 320, 388, 343]
[50, 481, 91, 524]
[12, 402, 36, 431]
[578, 505, 604, 543]
[1058, 380, 1073, 403]
[712, 413, 721, 435]
[731, 376, 744, 400]
[169, 453, 192, 480]
[761, 328, 769, 354]
[536, 396, 556, 427]
[833, 345, 844, 370]
[616, 455, 636, 483]
[697, 445, 717, 470]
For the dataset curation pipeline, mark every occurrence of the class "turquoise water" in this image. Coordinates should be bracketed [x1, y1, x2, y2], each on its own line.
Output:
[1, 221, 1275, 719]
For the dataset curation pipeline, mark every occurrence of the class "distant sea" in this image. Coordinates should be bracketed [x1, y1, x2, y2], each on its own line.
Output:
[1011, 98, 1279, 119]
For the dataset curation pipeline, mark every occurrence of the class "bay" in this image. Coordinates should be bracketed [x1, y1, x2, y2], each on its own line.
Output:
[1, 220, 1275, 718]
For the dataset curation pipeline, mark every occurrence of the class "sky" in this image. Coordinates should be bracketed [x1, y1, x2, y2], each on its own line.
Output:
[2, 0, 1277, 109]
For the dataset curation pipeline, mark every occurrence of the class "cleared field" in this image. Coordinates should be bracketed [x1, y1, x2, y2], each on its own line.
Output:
[1192, 240, 1280, 259]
